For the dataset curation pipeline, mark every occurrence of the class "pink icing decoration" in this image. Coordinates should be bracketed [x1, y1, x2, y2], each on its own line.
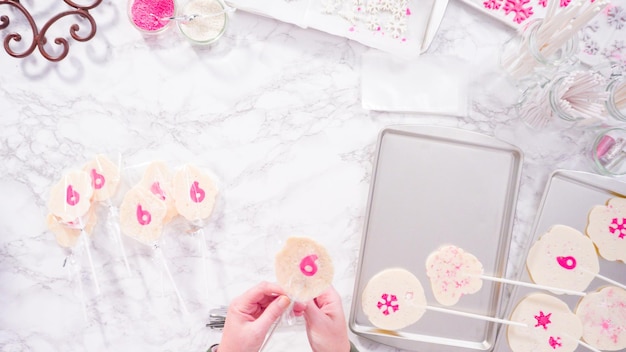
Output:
[130, 0, 174, 32]
[90, 169, 105, 190]
[136, 204, 152, 225]
[406, 8, 411, 15]
[535, 311, 552, 329]
[503, 0, 534, 24]
[549, 336, 562, 349]
[609, 218, 626, 239]
[556, 256, 577, 270]
[66, 185, 80, 206]
[299, 254, 318, 276]
[190, 181, 205, 203]
[377, 293, 399, 315]
[150, 182, 166, 200]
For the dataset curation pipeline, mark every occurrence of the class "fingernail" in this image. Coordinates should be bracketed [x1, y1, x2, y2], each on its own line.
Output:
[278, 296, 290, 309]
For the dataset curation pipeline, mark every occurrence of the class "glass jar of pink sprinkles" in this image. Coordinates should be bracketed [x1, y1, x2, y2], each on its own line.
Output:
[128, 0, 177, 34]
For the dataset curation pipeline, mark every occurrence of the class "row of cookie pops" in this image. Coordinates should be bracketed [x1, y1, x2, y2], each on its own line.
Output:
[506, 287, 626, 352]
[424, 196, 626, 308]
[359, 197, 626, 350]
[46, 155, 219, 315]
[424, 241, 624, 351]
[361, 268, 620, 352]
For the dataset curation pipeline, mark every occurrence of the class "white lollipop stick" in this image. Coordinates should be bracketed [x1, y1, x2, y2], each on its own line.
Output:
[582, 268, 626, 291]
[423, 305, 527, 327]
[80, 227, 101, 295]
[573, 336, 602, 352]
[153, 244, 189, 314]
[108, 207, 131, 276]
[66, 254, 88, 322]
[193, 227, 210, 302]
[479, 275, 586, 296]
[259, 285, 302, 352]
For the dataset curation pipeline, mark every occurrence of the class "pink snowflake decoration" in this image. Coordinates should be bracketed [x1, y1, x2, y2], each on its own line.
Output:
[560, 0, 572, 7]
[377, 293, 399, 316]
[503, 0, 534, 24]
[484, 0, 503, 9]
[538, 0, 548, 6]
[609, 217, 626, 239]
[549, 336, 563, 349]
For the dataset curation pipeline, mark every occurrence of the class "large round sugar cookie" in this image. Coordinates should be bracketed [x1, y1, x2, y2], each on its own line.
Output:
[361, 268, 426, 331]
[119, 186, 167, 245]
[172, 164, 217, 222]
[576, 286, 626, 351]
[275, 237, 333, 301]
[526, 225, 599, 294]
[507, 293, 582, 352]
[586, 197, 626, 262]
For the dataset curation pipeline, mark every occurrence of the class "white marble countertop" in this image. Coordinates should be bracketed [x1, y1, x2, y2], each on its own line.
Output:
[0, 0, 623, 351]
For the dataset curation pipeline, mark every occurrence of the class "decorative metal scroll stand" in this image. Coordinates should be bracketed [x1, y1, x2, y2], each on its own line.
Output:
[0, 0, 102, 62]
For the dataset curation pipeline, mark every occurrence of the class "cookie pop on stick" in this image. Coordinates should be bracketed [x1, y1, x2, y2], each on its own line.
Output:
[575, 286, 626, 351]
[426, 245, 585, 307]
[119, 186, 188, 314]
[587, 197, 626, 263]
[528, 225, 624, 292]
[362, 268, 526, 331]
[261, 237, 335, 352]
[46, 208, 98, 321]
[82, 154, 129, 276]
[172, 164, 218, 302]
[507, 293, 599, 352]
[48, 169, 101, 295]
[138, 161, 178, 224]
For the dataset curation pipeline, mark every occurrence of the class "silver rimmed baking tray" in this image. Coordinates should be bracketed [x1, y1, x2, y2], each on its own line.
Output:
[493, 169, 626, 352]
[349, 125, 524, 351]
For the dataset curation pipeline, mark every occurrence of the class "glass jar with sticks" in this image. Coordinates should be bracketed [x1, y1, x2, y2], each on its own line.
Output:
[606, 75, 626, 121]
[500, 0, 609, 81]
[516, 69, 609, 128]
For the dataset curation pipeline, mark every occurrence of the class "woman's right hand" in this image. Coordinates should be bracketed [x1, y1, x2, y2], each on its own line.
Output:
[302, 286, 351, 352]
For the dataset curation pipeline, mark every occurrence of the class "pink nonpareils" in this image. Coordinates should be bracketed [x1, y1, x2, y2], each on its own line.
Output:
[130, 0, 175, 32]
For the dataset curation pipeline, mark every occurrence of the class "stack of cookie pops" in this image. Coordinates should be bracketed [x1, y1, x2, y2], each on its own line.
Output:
[47, 154, 122, 296]
[359, 196, 626, 352]
[118, 161, 218, 313]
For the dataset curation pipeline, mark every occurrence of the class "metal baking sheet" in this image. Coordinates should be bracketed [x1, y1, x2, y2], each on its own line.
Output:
[493, 169, 626, 351]
[349, 125, 523, 351]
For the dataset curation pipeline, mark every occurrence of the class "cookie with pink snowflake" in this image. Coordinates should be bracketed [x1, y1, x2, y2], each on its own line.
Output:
[425, 245, 484, 306]
[586, 197, 626, 262]
[275, 237, 334, 301]
[507, 293, 583, 352]
[526, 225, 600, 294]
[575, 286, 626, 351]
[361, 268, 427, 331]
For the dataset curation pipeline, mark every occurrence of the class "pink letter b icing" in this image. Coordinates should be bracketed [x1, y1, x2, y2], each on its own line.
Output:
[136, 204, 152, 225]
[299, 254, 318, 276]
[90, 169, 106, 190]
[556, 256, 577, 270]
[66, 185, 80, 206]
[190, 181, 205, 203]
